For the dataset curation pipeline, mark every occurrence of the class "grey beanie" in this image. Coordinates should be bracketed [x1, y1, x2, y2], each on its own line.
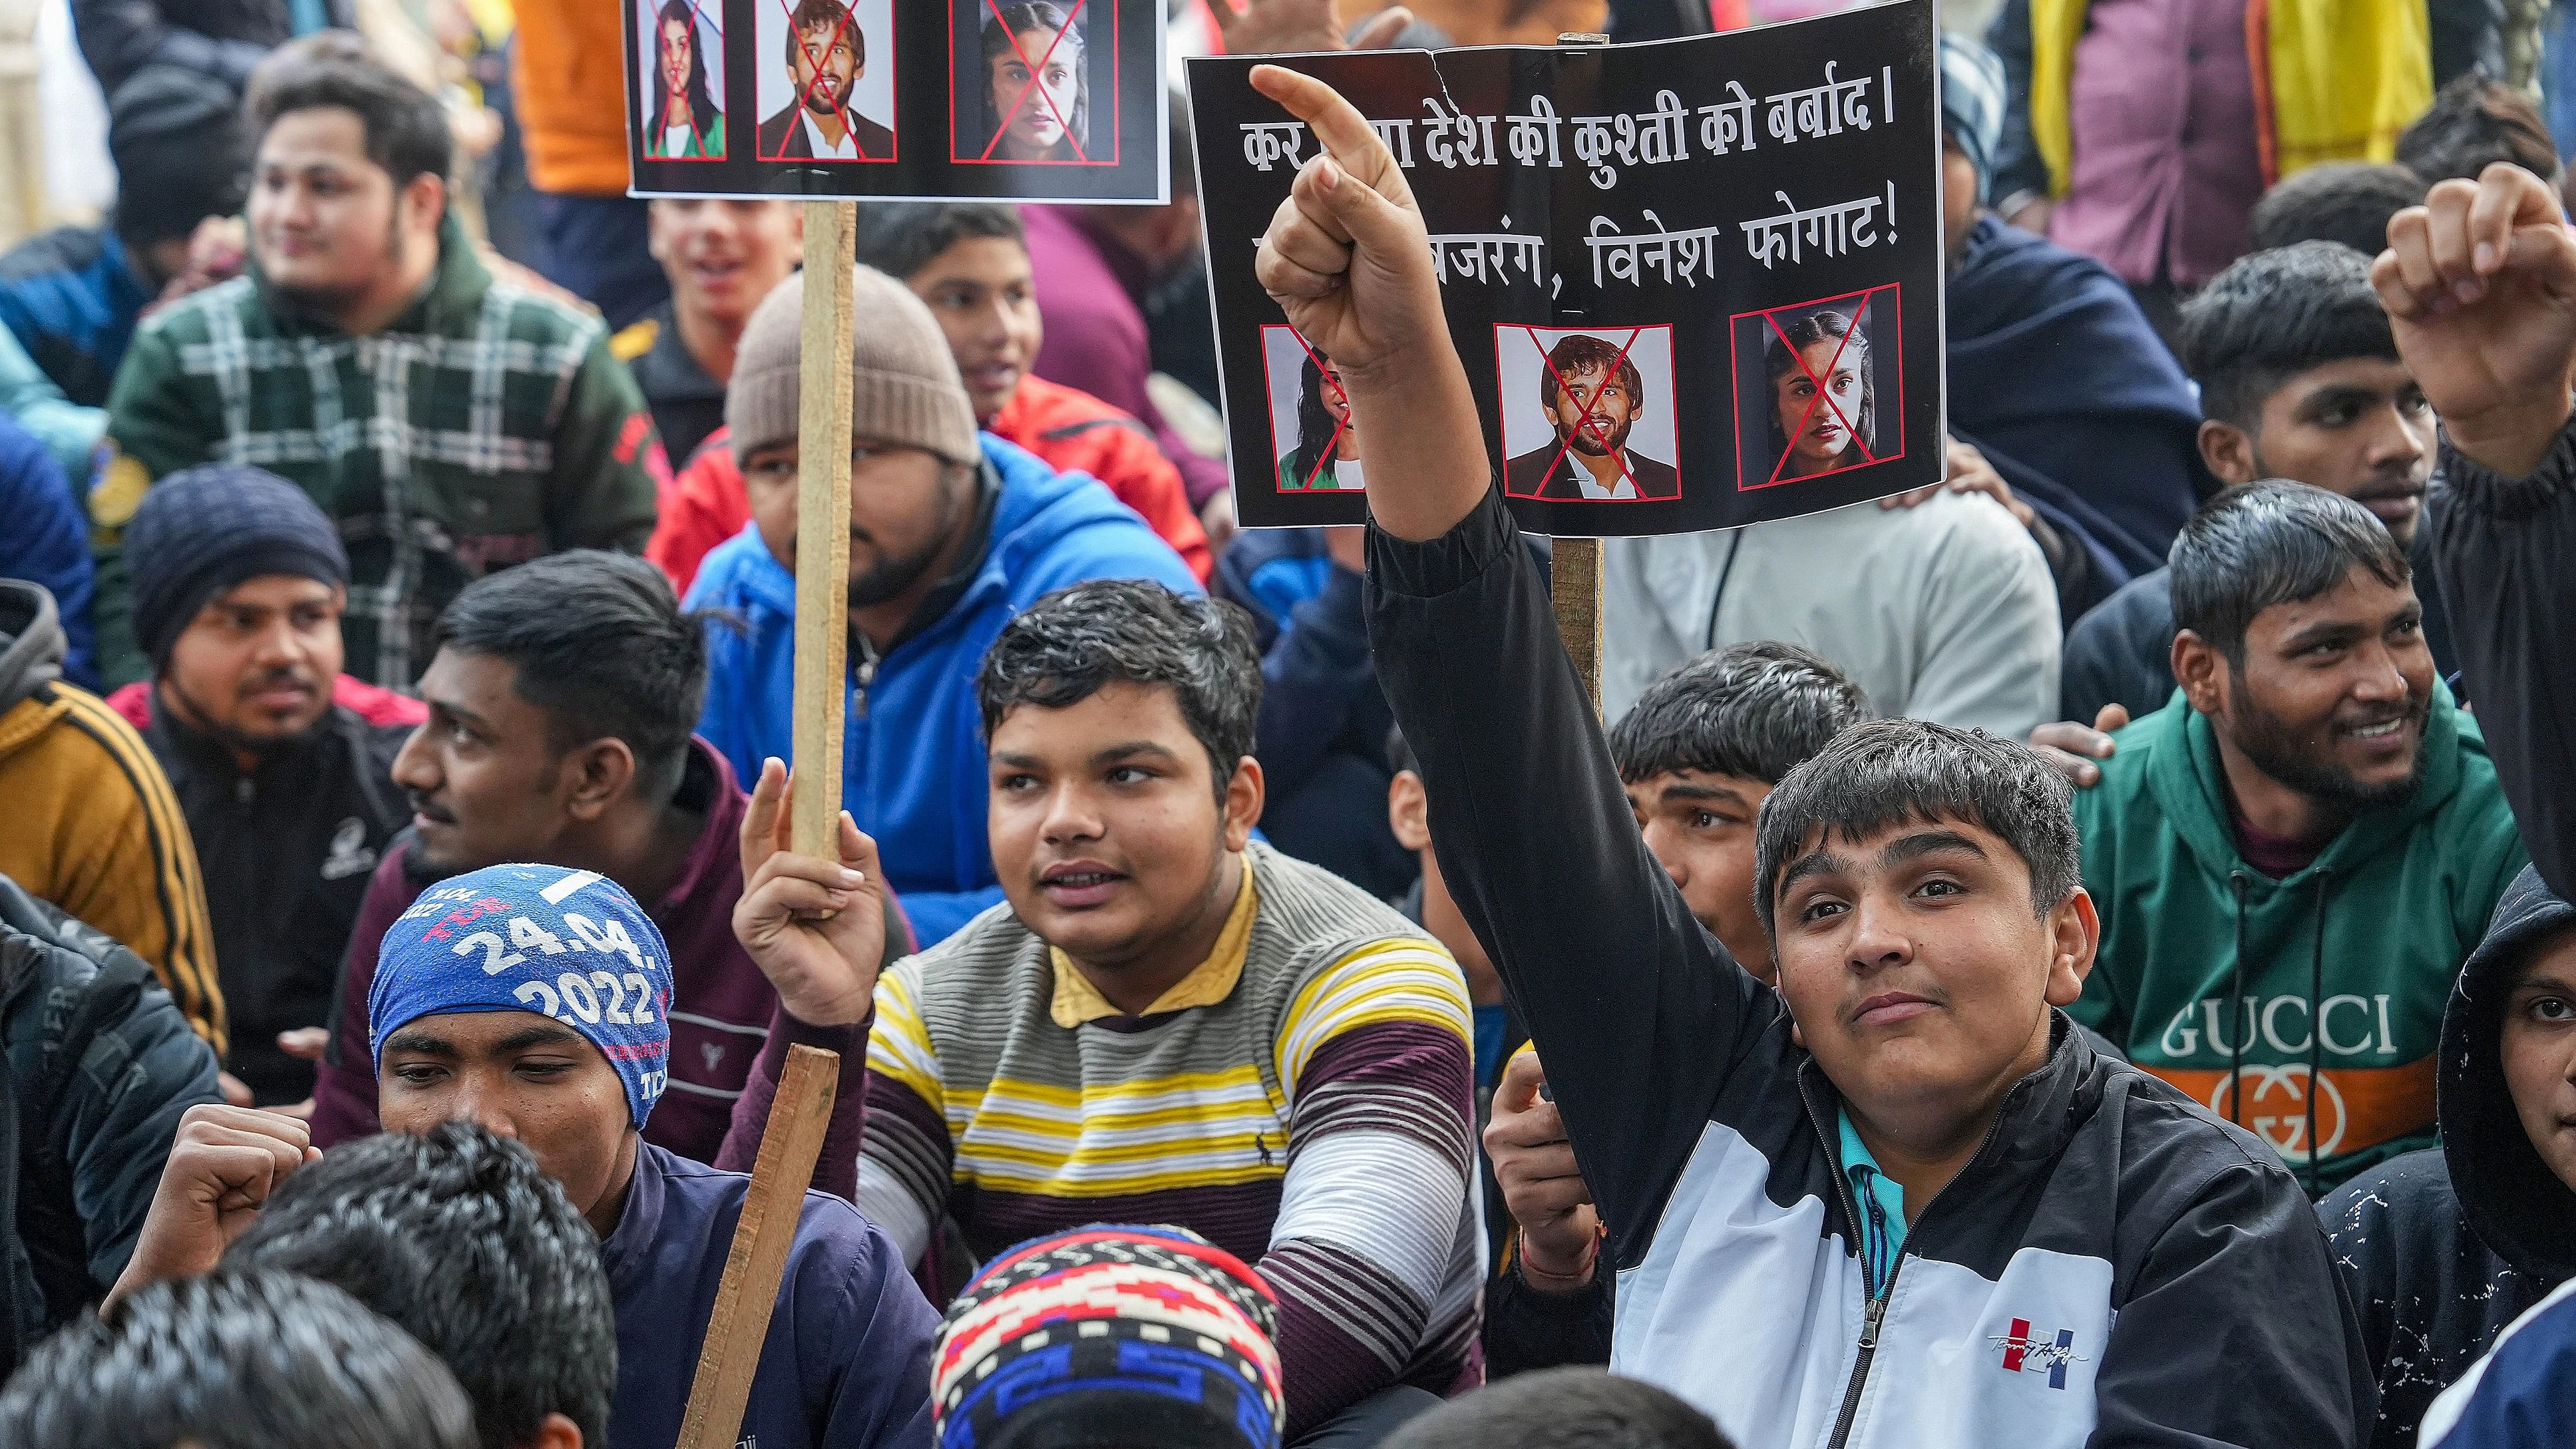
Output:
[726, 266, 980, 467]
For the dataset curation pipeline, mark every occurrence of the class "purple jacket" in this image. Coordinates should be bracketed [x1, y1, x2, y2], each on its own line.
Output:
[600, 1141, 939, 1449]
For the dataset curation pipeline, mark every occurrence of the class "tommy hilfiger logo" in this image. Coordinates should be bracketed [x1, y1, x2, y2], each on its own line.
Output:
[1990, 1319, 2088, 1389]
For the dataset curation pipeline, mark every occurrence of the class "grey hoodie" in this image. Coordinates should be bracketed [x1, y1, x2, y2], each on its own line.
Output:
[0, 579, 65, 716]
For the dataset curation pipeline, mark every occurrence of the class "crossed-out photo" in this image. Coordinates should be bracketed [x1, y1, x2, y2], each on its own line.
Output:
[1497, 324, 1680, 502]
[1729, 284, 1905, 492]
[755, 0, 897, 163]
[952, 0, 1114, 164]
[637, 0, 727, 160]
[1260, 324, 1364, 493]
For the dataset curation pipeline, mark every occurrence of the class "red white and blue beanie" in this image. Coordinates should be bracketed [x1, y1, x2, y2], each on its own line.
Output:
[369, 864, 674, 1130]
[933, 1226, 1286, 1449]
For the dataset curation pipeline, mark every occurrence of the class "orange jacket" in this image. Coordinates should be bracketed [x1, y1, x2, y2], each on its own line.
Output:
[514, 0, 632, 196]
[647, 376, 1214, 596]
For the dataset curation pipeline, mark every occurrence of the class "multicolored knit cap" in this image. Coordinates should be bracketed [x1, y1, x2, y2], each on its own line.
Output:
[933, 1226, 1286, 1449]
[369, 864, 674, 1130]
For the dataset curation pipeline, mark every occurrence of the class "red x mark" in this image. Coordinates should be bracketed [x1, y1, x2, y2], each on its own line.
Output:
[1764, 298, 1876, 486]
[1528, 327, 1646, 495]
[778, 0, 871, 159]
[1284, 326, 1353, 490]
[980, 0, 1091, 162]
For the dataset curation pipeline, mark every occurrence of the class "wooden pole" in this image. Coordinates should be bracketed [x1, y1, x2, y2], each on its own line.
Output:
[791, 202, 858, 857]
[1552, 33, 1610, 720]
[673, 1044, 843, 1449]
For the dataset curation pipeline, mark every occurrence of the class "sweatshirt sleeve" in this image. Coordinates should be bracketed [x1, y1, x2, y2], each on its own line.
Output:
[542, 331, 662, 554]
[853, 966, 952, 1268]
[717, 1006, 870, 1203]
[1364, 485, 1785, 1271]
[96, 319, 218, 688]
[2426, 427, 2576, 899]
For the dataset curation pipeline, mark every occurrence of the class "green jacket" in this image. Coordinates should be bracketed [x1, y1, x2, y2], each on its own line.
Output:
[91, 214, 662, 689]
[2071, 687, 2527, 1192]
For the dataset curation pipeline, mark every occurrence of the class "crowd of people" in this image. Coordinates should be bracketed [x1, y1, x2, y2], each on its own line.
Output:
[5, 1, 2576, 1448]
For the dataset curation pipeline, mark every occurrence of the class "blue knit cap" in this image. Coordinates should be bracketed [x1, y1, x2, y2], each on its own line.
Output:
[123, 464, 348, 670]
[370, 864, 675, 1130]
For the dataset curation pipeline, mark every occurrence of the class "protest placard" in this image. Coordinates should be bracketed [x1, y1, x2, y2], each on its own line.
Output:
[1189, 0, 1944, 534]
[623, 0, 1167, 203]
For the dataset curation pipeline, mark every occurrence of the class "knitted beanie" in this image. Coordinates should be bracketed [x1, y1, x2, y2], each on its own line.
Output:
[933, 1226, 1286, 1449]
[124, 465, 349, 670]
[726, 266, 980, 467]
[108, 62, 251, 250]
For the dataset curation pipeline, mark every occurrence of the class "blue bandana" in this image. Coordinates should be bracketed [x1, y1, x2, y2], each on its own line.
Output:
[370, 863, 675, 1129]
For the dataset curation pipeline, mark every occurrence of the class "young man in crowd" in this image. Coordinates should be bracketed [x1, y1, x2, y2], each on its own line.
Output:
[2249, 163, 2430, 256]
[2397, 73, 2563, 190]
[684, 267, 1196, 946]
[0, 865, 220, 1374]
[0, 577, 223, 1046]
[0, 1269, 477, 1449]
[651, 204, 1212, 594]
[1259, 65, 2370, 1444]
[2062, 242, 2455, 726]
[92, 47, 662, 690]
[616, 198, 802, 470]
[822, 580, 1478, 1444]
[2070, 483, 2526, 1193]
[309, 551, 882, 1175]
[102, 467, 419, 1108]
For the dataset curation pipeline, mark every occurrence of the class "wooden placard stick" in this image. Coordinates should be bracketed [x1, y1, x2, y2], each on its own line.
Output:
[673, 1043, 843, 1449]
[1551, 33, 1610, 720]
[791, 200, 858, 859]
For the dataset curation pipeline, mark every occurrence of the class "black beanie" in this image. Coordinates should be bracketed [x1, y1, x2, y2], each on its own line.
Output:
[125, 465, 348, 670]
[108, 63, 251, 251]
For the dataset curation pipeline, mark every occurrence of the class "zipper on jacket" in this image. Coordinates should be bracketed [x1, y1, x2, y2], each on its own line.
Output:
[850, 630, 880, 718]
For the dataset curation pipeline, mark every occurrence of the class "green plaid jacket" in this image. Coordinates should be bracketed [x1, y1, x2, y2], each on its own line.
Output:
[94, 218, 663, 688]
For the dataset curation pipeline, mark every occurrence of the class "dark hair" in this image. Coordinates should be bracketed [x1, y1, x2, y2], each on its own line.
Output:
[649, 0, 720, 148]
[1381, 1368, 1737, 1449]
[222, 1124, 618, 1449]
[1286, 346, 1346, 487]
[1385, 722, 1417, 779]
[1753, 718, 2082, 934]
[2177, 242, 2396, 431]
[2248, 162, 2426, 256]
[1609, 642, 1871, 788]
[1541, 333, 1646, 415]
[1763, 309, 1875, 465]
[786, 0, 862, 71]
[2168, 481, 2412, 667]
[435, 551, 707, 805]
[248, 46, 452, 196]
[977, 580, 1259, 799]
[0, 1269, 477, 1449]
[2397, 73, 2561, 186]
[981, 3, 1089, 156]
[852, 202, 1025, 282]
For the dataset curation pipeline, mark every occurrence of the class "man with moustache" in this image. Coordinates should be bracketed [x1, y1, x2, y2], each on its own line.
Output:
[103, 467, 419, 1108]
[1501, 335, 1680, 502]
[757, 0, 894, 162]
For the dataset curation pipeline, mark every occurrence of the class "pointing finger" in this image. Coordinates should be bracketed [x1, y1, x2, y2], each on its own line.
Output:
[1249, 65, 1414, 209]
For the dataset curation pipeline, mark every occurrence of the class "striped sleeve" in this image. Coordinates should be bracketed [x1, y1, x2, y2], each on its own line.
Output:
[857, 964, 952, 1267]
[1262, 937, 1477, 1433]
[52, 688, 226, 1052]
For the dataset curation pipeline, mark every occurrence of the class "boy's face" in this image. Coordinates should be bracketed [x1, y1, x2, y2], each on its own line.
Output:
[647, 199, 801, 333]
[2500, 929, 2576, 1194]
[987, 680, 1260, 970]
[907, 235, 1041, 423]
[1769, 817, 2093, 1134]
[2202, 357, 2432, 547]
[375, 1008, 639, 1232]
[1626, 769, 1775, 983]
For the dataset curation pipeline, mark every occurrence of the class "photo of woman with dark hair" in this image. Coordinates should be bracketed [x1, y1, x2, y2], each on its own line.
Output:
[645, 0, 724, 158]
[1765, 307, 1875, 479]
[981, 1, 1089, 161]
[1276, 347, 1362, 490]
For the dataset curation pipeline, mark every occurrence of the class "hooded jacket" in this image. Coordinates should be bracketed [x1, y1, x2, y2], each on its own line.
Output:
[0, 580, 222, 1048]
[2070, 688, 2527, 1192]
[1368, 486, 2374, 1449]
[683, 433, 1199, 947]
[2320, 867, 2576, 1448]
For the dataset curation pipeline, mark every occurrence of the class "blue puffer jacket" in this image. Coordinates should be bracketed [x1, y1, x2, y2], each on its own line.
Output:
[683, 434, 1199, 946]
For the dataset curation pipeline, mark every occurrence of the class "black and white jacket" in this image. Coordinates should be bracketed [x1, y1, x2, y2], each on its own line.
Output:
[1365, 487, 2376, 1449]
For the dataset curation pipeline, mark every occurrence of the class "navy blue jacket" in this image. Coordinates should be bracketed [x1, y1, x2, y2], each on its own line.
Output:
[0, 226, 148, 410]
[0, 413, 94, 689]
[1216, 531, 1386, 817]
[598, 1142, 939, 1449]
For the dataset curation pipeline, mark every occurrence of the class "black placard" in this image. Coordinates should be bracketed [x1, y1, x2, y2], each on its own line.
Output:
[1187, 0, 1944, 535]
[623, 0, 1166, 203]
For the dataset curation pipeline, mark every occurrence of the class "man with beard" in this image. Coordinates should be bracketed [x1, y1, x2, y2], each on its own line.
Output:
[2070, 482, 2525, 1195]
[102, 467, 420, 1108]
[683, 266, 1196, 946]
[756, 0, 893, 163]
[1501, 335, 1680, 502]
[89, 46, 661, 691]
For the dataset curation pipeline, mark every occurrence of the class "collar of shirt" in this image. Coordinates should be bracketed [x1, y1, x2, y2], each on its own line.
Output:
[800, 109, 858, 159]
[595, 1136, 669, 1297]
[1047, 859, 1258, 1026]
[1838, 1107, 1908, 1295]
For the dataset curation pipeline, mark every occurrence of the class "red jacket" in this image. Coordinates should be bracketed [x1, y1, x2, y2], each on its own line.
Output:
[646, 376, 1214, 597]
